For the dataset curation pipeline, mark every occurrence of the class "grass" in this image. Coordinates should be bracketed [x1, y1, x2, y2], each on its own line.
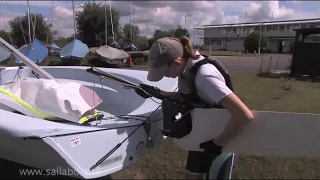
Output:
[111, 74, 320, 179]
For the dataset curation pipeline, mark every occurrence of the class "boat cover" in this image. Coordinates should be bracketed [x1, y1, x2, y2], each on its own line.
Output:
[0, 78, 103, 124]
[110, 41, 121, 49]
[49, 43, 61, 49]
[96, 45, 129, 60]
[15, 39, 48, 63]
[60, 39, 89, 58]
[0, 44, 11, 62]
[124, 43, 138, 51]
[89, 47, 99, 54]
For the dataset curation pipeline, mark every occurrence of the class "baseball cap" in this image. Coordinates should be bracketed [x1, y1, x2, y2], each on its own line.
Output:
[147, 37, 183, 81]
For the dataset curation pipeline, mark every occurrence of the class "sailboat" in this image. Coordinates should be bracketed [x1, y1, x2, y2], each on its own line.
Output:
[124, 0, 139, 52]
[15, 0, 48, 64]
[0, 33, 177, 178]
[95, 0, 129, 65]
[59, 0, 89, 60]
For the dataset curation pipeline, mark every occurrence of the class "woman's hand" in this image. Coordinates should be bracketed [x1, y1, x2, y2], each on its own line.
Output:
[213, 93, 254, 146]
[135, 84, 161, 99]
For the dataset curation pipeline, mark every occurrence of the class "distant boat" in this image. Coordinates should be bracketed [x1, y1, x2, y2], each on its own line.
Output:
[96, 45, 129, 64]
[124, 43, 139, 51]
[49, 43, 61, 50]
[15, 38, 48, 64]
[59, 39, 89, 60]
[110, 40, 121, 50]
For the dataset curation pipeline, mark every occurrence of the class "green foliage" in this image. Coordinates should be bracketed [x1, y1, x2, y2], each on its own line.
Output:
[8, 12, 53, 47]
[122, 23, 140, 43]
[244, 32, 267, 53]
[172, 25, 190, 38]
[148, 25, 190, 49]
[75, 2, 121, 48]
[135, 35, 149, 50]
[0, 30, 12, 44]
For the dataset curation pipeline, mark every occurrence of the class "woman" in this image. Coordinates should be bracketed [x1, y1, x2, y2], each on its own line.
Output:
[135, 36, 254, 179]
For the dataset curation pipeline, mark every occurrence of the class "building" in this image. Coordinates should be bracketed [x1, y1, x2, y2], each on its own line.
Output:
[195, 18, 320, 53]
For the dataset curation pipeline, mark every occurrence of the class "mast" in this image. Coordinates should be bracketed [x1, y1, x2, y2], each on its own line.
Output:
[52, 0, 54, 43]
[130, 0, 132, 44]
[109, 1, 114, 40]
[105, 0, 107, 45]
[26, 0, 31, 43]
[72, 0, 76, 39]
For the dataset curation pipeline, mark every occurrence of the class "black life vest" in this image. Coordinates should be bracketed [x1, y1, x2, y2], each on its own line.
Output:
[179, 56, 234, 109]
[161, 55, 234, 139]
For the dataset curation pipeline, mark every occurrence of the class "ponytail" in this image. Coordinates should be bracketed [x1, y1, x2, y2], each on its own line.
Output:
[179, 36, 199, 61]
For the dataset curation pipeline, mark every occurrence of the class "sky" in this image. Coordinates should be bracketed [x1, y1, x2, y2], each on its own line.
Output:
[0, 0, 319, 42]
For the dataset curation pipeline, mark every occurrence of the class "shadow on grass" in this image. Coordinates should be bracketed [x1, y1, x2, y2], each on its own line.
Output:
[256, 72, 320, 83]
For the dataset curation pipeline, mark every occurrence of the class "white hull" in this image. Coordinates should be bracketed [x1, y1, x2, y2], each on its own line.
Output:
[172, 108, 320, 159]
[0, 66, 178, 179]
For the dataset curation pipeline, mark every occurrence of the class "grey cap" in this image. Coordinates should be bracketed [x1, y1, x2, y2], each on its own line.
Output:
[147, 37, 183, 81]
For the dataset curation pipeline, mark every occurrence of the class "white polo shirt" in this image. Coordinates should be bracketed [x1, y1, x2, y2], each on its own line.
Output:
[178, 52, 233, 105]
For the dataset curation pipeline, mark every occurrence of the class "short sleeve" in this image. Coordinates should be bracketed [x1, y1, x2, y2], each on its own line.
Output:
[194, 64, 233, 104]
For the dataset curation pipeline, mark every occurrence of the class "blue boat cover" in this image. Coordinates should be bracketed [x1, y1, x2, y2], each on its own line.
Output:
[60, 39, 88, 58]
[0, 44, 12, 62]
[15, 38, 48, 63]
[49, 43, 61, 49]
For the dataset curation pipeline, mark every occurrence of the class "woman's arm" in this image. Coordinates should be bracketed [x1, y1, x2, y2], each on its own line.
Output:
[193, 64, 254, 147]
[213, 93, 254, 146]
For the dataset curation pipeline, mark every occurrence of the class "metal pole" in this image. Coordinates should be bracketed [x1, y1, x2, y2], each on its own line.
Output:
[51, 0, 54, 43]
[258, 9, 263, 55]
[72, 0, 76, 39]
[105, 0, 107, 45]
[26, 0, 31, 43]
[259, 56, 264, 73]
[130, 0, 132, 44]
[194, 23, 198, 45]
[0, 37, 57, 81]
[184, 14, 191, 29]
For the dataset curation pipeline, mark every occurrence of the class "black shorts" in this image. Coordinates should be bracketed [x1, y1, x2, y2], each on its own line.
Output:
[186, 151, 236, 179]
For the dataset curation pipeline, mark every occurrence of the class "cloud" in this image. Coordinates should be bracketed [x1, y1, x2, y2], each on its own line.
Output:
[240, 1, 294, 22]
[0, 0, 319, 43]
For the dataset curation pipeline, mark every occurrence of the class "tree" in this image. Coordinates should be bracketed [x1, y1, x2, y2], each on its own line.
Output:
[122, 23, 140, 44]
[0, 30, 12, 44]
[8, 12, 54, 47]
[76, 2, 121, 47]
[149, 26, 190, 49]
[172, 25, 190, 38]
[244, 32, 267, 53]
[152, 29, 172, 41]
[134, 35, 149, 50]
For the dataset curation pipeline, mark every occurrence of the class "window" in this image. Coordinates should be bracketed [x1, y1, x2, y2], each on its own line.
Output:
[243, 27, 248, 34]
[233, 27, 237, 33]
[266, 25, 272, 31]
[293, 24, 300, 29]
[279, 25, 285, 31]
[249, 27, 254, 33]
[301, 23, 308, 28]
